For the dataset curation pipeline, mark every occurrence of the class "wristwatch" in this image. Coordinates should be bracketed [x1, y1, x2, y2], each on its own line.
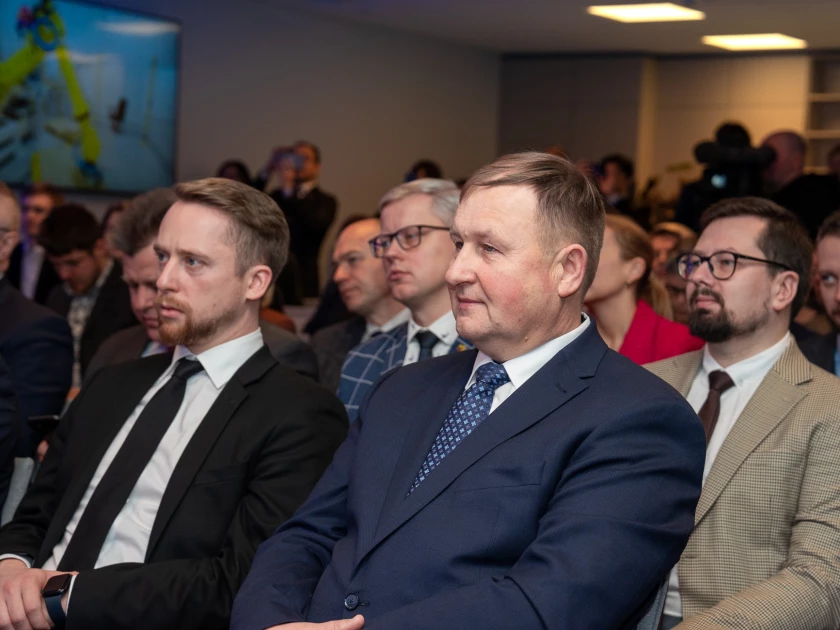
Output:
[41, 573, 71, 628]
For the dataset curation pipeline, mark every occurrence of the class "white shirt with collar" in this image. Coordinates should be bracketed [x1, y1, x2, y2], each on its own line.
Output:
[664, 331, 791, 619]
[362, 308, 410, 344]
[34, 328, 265, 605]
[404, 310, 459, 365]
[466, 315, 590, 412]
[20, 239, 45, 300]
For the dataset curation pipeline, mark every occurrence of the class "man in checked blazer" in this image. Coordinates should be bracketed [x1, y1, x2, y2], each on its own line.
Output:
[647, 197, 840, 630]
[338, 180, 472, 422]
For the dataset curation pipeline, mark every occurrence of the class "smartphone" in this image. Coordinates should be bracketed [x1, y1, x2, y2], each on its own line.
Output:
[27, 415, 60, 439]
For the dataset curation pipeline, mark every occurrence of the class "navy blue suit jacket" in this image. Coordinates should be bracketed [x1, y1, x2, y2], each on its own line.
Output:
[232, 323, 706, 630]
[0, 277, 72, 456]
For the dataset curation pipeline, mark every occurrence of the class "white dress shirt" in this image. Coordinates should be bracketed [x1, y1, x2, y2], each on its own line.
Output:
[28, 329, 264, 607]
[664, 332, 791, 618]
[404, 311, 459, 365]
[466, 315, 590, 412]
[20, 239, 45, 300]
[362, 308, 410, 344]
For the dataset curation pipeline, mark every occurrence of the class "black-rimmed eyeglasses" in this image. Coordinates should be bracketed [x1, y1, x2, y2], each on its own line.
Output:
[677, 251, 793, 281]
[369, 225, 449, 258]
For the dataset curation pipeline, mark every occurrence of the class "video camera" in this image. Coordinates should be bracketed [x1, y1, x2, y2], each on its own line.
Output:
[692, 123, 775, 199]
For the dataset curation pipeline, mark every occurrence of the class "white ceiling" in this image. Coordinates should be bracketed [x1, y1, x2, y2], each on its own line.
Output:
[265, 0, 840, 54]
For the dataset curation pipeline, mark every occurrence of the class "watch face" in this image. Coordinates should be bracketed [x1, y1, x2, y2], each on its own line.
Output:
[42, 574, 72, 597]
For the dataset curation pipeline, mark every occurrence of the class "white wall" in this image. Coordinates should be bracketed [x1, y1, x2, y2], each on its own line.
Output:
[498, 56, 645, 161]
[73, 0, 500, 274]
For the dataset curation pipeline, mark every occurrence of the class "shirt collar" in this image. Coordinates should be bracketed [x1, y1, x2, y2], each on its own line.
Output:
[297, 179, 318, 198]
[172, 328, 264, 390]
[365, 308, 410, 340]
[700, 332, 791, 390]
[407, 310, 458, 347]
[469, 314, 591, 390]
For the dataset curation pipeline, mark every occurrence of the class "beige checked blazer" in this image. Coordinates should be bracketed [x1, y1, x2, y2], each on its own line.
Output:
[647, 342, 840, 629]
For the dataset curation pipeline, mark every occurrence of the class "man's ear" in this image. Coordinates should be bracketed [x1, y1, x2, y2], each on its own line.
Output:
[772, 270, 799, 314]
[552, 244, 587, 299]
[244, 265, 274, 302]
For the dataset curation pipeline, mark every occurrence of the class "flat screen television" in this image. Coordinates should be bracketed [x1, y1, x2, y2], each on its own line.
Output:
[0, 0, 179, 194]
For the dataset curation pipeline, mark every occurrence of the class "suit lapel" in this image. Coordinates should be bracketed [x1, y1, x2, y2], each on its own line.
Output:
[145, 347, 275, 558]
[385, 326, 408, 371]
[41, 353, 173, 563]
[360, 328, 602, 565]
[695, 344, 810, 524]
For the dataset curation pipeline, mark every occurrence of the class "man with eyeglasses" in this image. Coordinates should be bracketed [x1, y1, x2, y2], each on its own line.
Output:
[311, 218, 408, 393]
[337, 180, 472, 423]
[647, 196, 840, 630]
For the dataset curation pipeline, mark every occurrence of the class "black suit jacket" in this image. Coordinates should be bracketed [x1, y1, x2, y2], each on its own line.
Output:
[0, 277, 72, 456]
[86, 323, 320, 382]
[799, 332, 838, 374]
[0, 355, 19, 505]
[6, 243, 61, 305]
[0, 347, 348, 629]
[310, 317, 366, 392]
[271, 187, 337, 298]
[45, 262, 137, 380]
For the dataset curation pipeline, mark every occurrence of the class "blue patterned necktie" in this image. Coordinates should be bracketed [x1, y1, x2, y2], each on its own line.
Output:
[408, 361, 510, 494]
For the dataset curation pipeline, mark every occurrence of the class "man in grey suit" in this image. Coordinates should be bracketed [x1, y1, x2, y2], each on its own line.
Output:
[87, 188, 318, 380]
[310, 218, 407, 392]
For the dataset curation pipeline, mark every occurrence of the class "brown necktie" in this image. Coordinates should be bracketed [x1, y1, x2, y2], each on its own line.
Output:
[697, 370, 735, 444]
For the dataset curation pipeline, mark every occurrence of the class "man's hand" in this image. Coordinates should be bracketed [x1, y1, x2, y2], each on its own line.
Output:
[0, 566, 68, 630]
[267, 614, 365, 630]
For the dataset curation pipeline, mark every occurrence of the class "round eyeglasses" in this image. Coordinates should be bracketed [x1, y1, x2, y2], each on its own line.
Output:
[676, 251, 793, 281]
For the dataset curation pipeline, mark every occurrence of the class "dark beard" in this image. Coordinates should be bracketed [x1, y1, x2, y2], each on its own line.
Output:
[688, 288, 768, 343]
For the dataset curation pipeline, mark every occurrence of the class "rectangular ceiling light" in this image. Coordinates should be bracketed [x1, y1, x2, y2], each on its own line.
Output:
[701, 33, 807, 51]
[587, 3, 705, 23]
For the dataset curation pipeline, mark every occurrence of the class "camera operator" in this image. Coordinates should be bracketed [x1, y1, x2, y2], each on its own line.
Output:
[762, 130, 840, 240]
[256, 141, 338, 298]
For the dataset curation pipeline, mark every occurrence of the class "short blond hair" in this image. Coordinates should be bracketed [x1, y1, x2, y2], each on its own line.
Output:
[461, 152, 606, 293]
[174, 178, 290, 278]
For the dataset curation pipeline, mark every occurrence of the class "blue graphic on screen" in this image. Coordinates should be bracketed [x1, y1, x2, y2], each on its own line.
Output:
[0, 0, 179, 193]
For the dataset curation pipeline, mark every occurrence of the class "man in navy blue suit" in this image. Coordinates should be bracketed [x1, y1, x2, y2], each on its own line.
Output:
[232, 152, 706, 630]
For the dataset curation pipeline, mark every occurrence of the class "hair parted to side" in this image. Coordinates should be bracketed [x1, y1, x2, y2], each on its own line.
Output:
[817, 209, 840, 243]
[699, 196, 813, 317]
[174, 178, 290, 278]
[378, 179, 460, 227]
[111, 188, 178, 257]
[460, 151, 606, 293]
[606, 214, 673, 320]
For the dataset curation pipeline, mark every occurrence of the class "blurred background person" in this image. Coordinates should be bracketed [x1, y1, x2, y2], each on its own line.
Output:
[598, 153, 650, 230]
[650, 222, 698, 280]
[256, 141, 337, 298]
[101, 201, 126, 262]
[762, 130, 840, 240]
[801, 209, 840, 376]
[311, 217, 408, 392]
[39, 204, 137, 389]
[6, 183, 63, 304]
[216, 159, 252, 186]
[585, 214, 704, 364]
[0, 183, 72, 458]
[405, 159, 443, 182]
[665, 257, 690, 326]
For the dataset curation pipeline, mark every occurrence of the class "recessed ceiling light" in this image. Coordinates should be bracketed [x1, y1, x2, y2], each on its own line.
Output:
[587, 3, 705, 23]
[701, 33, 807, 51]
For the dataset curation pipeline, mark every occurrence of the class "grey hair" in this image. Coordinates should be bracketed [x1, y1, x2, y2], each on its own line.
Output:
[378, 178, 460, 227]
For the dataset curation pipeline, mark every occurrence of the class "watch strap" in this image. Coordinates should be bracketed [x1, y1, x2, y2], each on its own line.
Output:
[44, 591, 66, 627]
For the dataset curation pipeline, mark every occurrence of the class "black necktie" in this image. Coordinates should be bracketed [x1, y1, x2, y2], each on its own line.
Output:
[58, 358, 205, 570]
[697, 370, 735, 444]
[415, 330, 439, 362]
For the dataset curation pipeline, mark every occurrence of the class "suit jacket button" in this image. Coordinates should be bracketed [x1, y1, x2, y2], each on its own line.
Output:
[344, 594, 359, 610]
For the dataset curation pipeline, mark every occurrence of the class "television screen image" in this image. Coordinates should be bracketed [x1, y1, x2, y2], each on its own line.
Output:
[0, 0, 179, 193]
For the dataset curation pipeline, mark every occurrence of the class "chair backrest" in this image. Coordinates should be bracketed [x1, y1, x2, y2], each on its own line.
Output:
[637, 578, 669, 630]
[1, 457, 35, 525]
